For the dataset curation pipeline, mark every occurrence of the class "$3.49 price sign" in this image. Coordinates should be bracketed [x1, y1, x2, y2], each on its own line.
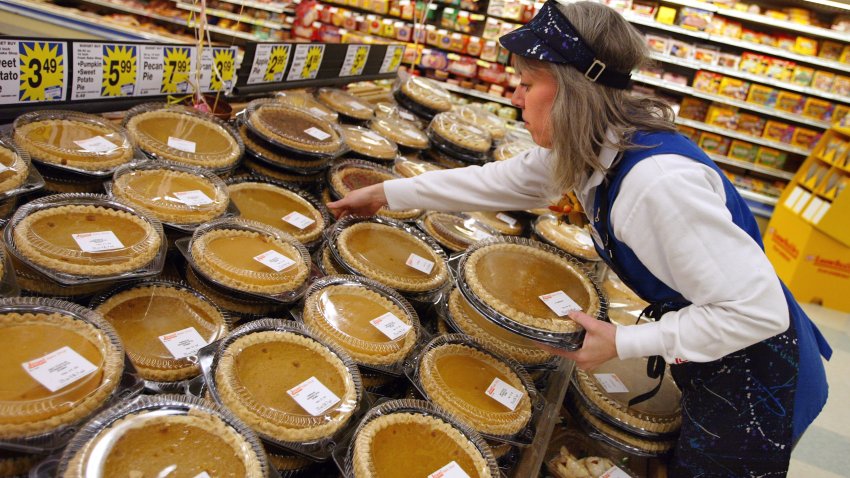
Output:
[161, 47, 191, 94]
[101, 44, 136, 97]
[18, 41, 65, 102]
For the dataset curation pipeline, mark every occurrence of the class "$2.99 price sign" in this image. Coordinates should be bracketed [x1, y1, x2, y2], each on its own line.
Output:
[17, 41, 66, 102]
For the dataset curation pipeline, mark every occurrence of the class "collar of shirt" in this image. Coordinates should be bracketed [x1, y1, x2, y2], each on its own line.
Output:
[575, 129, 620, 215]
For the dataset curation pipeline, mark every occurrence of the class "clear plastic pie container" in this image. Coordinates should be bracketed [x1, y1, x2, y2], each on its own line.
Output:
[545, 423, 641, 478]
[182, 265, 288, 321]
[393, 76, 453, 119]
[532, 214, 602, 263]
[369, 117, 430, 151]
[244, 99, 346, 159]
[467, 211, 525, 236]
[316, 88, 376, 121]
[327, 159, 421, 221]
[493, 137, 537, 162]
[454, 105, 507, 141]
[392, 155, 444, 178]
[417, 211, 501, 253]
[338, 125, 399, 161]
[276, 89, 340, 123]
[13, 110, 135, 176]
[241, 155, 327, 191]
[237, 119, 334, 173]
[428, 111, 493, 161]
[0, 136, 44, 200]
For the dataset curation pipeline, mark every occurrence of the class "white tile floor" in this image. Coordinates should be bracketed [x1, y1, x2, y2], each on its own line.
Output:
[788, 303, 850, 477]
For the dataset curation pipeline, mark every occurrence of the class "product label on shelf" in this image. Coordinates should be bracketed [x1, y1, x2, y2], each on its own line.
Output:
[406, 253, 435, 274]
[160, 46, 193, 94]
[600, 466, 632, 478]
[74, 136, 118, 153]
[380, 45, 405, 73]
[203, 47, 237, 92]
[159, 327, 207, 359]
[485, 377, 523, 411]
[173, 190, 213, 206]
[304, 127, 331, 140]
[0, 40, 68, 104]
[248, 44, 292, 84]
[167, 136, 196, 153]
[282, 211, 315, 230]
[253, 250, 296, 272]
[340, 45, 371, 77]
[136, 45, 198, 96]
[287, 376, 341, 416]
[428, 461, 470, 478]
[594, 373, 630, 393]
[73, 43, 137, 100]
[287, 44, 325, 81]
[496, 212, 517, 226]
[72, 230, 125, 253]
[539, 290, 582, 316]
[23, 346, 98, 393]
[370, 312, 412, 340]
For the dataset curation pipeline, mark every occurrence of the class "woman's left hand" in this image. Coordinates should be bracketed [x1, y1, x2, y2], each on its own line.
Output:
[540, 311, 618, 371]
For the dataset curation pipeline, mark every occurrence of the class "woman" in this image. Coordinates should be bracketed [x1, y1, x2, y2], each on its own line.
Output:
[328, 1, 830, 475]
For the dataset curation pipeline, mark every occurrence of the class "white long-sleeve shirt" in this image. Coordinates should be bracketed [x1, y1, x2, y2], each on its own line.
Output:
[383, 145, 789, 364]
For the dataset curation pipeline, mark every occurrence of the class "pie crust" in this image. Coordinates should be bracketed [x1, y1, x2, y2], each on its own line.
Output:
[239, 125, 331, 169]
[463, 243, 600, 333]
[14, 118, 133, 170]
[330, 165, 421, 220]
[400, 77, 452, 113]
[421, 212, 492, 252]
[190, 228, 309, 295]
[227, 182, 325, 244]
[340, 125, 398, 160]
[419, 343, 532, 436]
[0, 146, 28, 194]
[321, 245, 346, 275]
[455, 106, 506, 141]
[468, 212, 523, 236]
[249, 104, 343, 155]
[13, 204, 161, 276]
[95, 284, 228, 382]
[353, 411, 492, 478]
[431, 111, 492, 154]
[242, 157, 325, 186]
[392, 157, 443, 178]
[336, 222, 448, 293]
[214, 330, 357, 442]
[370, 118, 429, 150]
[184, 266, 283, 317]
[316, 88, 375, 120]
[303, 284, 417, 366]
[447, 288, 553, 366]
[535, 217, 600, 262]
[267, 451, 313, 472]
[0, 312, 123, 439]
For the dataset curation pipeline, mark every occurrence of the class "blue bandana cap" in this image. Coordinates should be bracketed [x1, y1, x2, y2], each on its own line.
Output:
[499, 0, 631, 89]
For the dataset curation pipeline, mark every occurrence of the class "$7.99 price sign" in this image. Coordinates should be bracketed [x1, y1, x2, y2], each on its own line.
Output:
[17, 41, 66, 102]
[161, 46, 191, 94]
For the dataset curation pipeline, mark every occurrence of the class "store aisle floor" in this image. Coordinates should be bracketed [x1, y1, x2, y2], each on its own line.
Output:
[788, 303, 850, 477]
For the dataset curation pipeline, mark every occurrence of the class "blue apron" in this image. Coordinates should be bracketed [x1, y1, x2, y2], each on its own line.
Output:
[590, 131, 831, 477]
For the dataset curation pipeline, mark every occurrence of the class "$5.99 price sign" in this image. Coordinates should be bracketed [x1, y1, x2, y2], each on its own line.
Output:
[0, 40, 67, 104]
[101, 44, 136, 97]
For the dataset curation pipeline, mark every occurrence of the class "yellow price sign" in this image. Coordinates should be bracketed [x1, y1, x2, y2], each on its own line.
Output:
[300, 45, 324, 80]
[264, 45, 289, 82]
[210, 48, 235, 91]
[19, 41, 65, 101]
[101, 44, 136, 97]
[388, 46, 403, 72]
[351, 46, 369, 76]
[161, 47, 191, 94]
[380, 45, 404, 74]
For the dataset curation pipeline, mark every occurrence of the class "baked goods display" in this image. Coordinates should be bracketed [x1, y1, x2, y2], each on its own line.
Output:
[244, 99, 344, 158]
[238, 123, 333, 172]
[316, 87, 376, 121]
[0, 138, 36, 199]
[275, 89, 339, 122]
[533, 215, 601, 263]
[455, 105, 507, 141]
[429, 111, 493, 162]
[370, 117, 430, 150]
[395, 76, 453, 118]
[493, 136, 537, 162]
[339, 124, 399, 161]
[468, 211, 524, 236]
[419, 211, 498, 252]
[328, 159, 422, 220]
[392, 155, 444, 178]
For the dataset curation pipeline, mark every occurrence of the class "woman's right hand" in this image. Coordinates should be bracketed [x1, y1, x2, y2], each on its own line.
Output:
[326, 184, 388, 218]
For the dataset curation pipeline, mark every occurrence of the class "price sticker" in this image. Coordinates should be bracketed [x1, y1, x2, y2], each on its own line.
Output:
[406, 253, 435, 274]
[101, 44, 136, 97]
[161, 46, 191, 94]
[309, 107, 328, 117]
[538, 290, 582, 317]
[254, 250, 296, 272]
[594, 373, 630, 393]
[282, 211, 315, 230]
[74, 136, 117, 153]
[287, 44, 325, 81]
[18, 41, 66, 102]
[370, 312, 412, 340]
[496, 213, 517, 226]
[340, 44, 371, 77]
[600, 466, 632, 478]
[287, 376, 341, 416]
[168, 136, 196, 153]
[428, 461, 470, 478]
[304, 127, 331, 140]
[399, 110, 416, 121]
[172, 190, 213, 206]
[23, 346, 98, 393]
[380, 45, 405, 73]
[209, 47, 235, 92]
[158, 327, 207, 359]
[485, 377, 524, 411]
[73, 231, 125, 253]
[470, 228, 493, 241]
[193, 473, 212, 478]
[362, 130, 386, 142]
[576, 232, 594, 247]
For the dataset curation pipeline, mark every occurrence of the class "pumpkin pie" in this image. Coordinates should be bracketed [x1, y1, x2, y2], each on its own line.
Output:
[242, 157, 325, 187]
[493, 139, 536, 162]
[0, 309, 123, 440]
[239, 125, 332, 170]
[13, 112, 133, 171]
[316, 88, 375, 121]
[455, 106, 507, 141]
[603, 272, 648, 310]
[392, 157, 443, 178]
[125, 107, 241, 169]
[0, 143, 29, 194]
[11, 256, 112, 298]
[534, 216, 600, 262]
[61, 400, 265, 477]
[12, 203, 162, 277]
[276, 90, 339, 122]
[303, 283, 418, 366]
[463, 242, 601, 333]
[248, 102, 343, 156]
[336, 222, 448, 293]
[418, 342, 533, 436]
[190, 227, 309, 295]
[95, 283, 228, 382]
[214, 328, 358, 442]
[431, 111, 492, 154]
[352, 409, 493, 478]
[184, 266, 284, 318]
[329, 162, 422, 220]
[340, 125, 398, 161]
[267, 451, 313, 473]
[320, 244, 346, 275]
[111, 166, 229, 225]
[370, 118, 429, 150]
[447, 288, 553, 366]
[228, 181, 325, 245]
[420, 212, 495, 252]
[468, 212, 523, 236]
[399, 77, 453, 113]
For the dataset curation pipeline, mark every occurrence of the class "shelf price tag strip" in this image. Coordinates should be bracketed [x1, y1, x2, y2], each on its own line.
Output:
[0, 39, 68, 105]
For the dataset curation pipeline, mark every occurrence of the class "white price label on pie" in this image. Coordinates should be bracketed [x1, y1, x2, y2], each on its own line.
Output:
[348, 101, 367, 110]
[577, 233, 594, 247]
[406, 253, 435, 274]
[362, 130, 385, 142]
[370, 312, 412, 340]
[309, 107, 328, 117]
[594, 373, 630, 393]
[0, 163, 9, 173]
[72, 230, 125, 252]
[22, 346, 98, 393]
[74, 135, 118, 153]
[496, 213, 517, 226]
[282, 211, 315, 230]
[485, 377, 523, 411]
[193, 473, 211, 478]
[539, 290, 581, 316]
[466, 125, 484, 135]
[600, 465, 632, 478]
[253, 250, 296, 272]
[428, 461, 470, 478]
[399, 111, 416, 121]
[167, 136, 196, 153]
[287, 376, 341, 416]
[158, 327, 207, 359]
[470, 228, 493, 241]
[304, 127, 331, 140]
[173, 190, 214, 206]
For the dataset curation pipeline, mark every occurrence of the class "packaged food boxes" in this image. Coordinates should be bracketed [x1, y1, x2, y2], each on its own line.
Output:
[735, 113, 767, 136]
[763, 120, 795, 143]
[698, 131, 731, 155]
[718, 77, 751, 100]
[802, 98, 835, 122]
[756, 147, 788, 169]
[706, 104, 738, 129]
[728, 140, 759, 162]
[792, 66, 815, 87]
[693, 71, 724, 93]
[812, 71, 836, 92]
[746, 84, 779, 107]
[679, 97, 710, 121]
[776, 92, 805, 114]
[677, 6, 713, 31]
[791, 128, 821, 150]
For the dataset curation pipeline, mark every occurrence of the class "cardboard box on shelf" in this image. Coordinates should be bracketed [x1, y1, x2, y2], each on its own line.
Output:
[746, 84, 778, 107]
[736, 113, 767, 136]
[792, 65, 815, 87]
[693, 70, 724, 93]
[729, 140, 759, 162]
[706, 104, 738, 129]
[819, 40, 843, 60]
[679, 97, 709, 121]
[698, 131, 731, 155]
[656, 5, 677, 25]
[756, 146, 788, 169]
[802, 98, 835, 122]
[792, 127, 821, 150]
[812, 71, 836, 92]
[718, 77, 750, 100]
[763, 120, 795, 143]
[776, 91, 805, 114]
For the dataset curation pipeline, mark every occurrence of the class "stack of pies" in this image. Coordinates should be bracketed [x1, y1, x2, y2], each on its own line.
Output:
[212, 321, 360, 444]
[316, 88, 375, 121]
[339, 125, 399, 161]
[493, 138, 537, 162]
[468, 211, 524, 236]
[370, 117, 429, 151]
[13, 110, 134, 172]
[184, 265, 285, 319]
[245, 100, 344, 158]
[0, 299, 124, 443]
[416, 339, 534, 437]
[241, 157, 326, 190]
[425, 148, 468, 169]
[419, 212, 497, 252]
[276, 89, 339, 122]
[455, 105, 507, 141]
[59, 396, 267, 477]
[124, 104, 242, 171]
[93, 282, 228, 382]
[328, 160, 421, 220]
[227, 179, 326, 246]
[392, 156, 443, 178]
[238, 124, 333, 173]
[333, 220, 449, 294]
[0, 139, 31, 196]
[429, 111, 492, 162]
[266, 450, 315, 475]
[109, 163, 230, 227]
[533, 215, 601, 263]
[394, 76, 453, 118]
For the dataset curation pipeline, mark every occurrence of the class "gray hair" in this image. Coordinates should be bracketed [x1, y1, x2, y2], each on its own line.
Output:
[514, 1, 676, 195]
